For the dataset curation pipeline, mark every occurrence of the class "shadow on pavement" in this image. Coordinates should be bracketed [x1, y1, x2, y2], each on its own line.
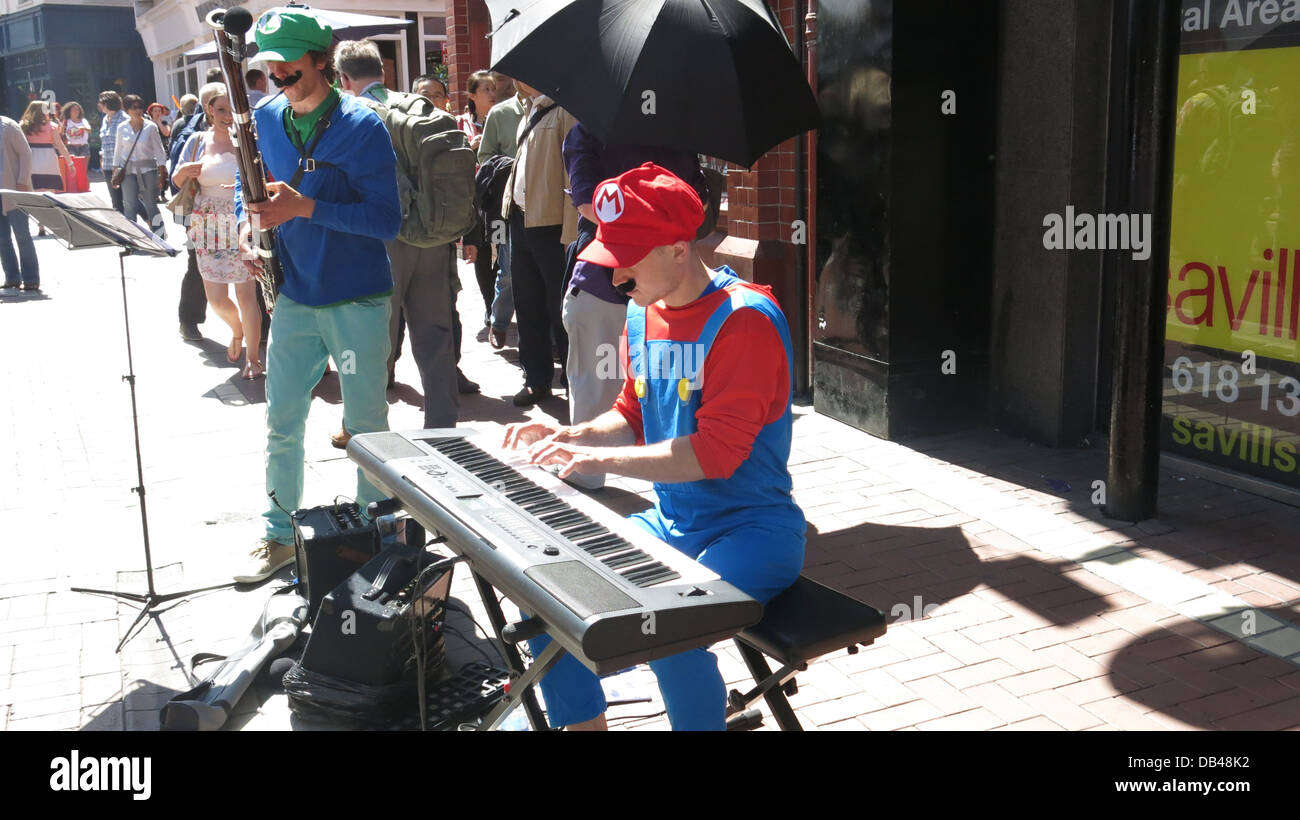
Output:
[802, 520, 1108, 627]
[1107, 608, 1300, 729]
[895, 430, 1300, 632]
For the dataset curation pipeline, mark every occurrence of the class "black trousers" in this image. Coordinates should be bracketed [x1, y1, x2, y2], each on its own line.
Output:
[509, 209, 567, 389]
[472, 235, 496, 320]
[178, 248, 208, 325]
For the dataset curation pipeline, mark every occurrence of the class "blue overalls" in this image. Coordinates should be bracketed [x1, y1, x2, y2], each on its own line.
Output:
[528, 269, 805, 730]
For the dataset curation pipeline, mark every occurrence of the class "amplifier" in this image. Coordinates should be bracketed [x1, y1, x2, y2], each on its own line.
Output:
[301, 541, 455, 686]
[292, 502, 381, 620]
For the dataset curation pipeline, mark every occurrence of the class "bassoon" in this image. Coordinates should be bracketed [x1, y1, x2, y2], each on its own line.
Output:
[206, 6, 282, 312]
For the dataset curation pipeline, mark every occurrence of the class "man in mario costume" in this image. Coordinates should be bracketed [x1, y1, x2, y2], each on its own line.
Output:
[502, 162, 806, 731]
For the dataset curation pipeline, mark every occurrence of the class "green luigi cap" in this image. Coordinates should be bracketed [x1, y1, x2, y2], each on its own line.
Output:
[252, 7, 333, 63]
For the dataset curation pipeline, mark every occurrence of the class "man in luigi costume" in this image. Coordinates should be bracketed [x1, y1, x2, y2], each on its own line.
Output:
[232, 6, 401, 583]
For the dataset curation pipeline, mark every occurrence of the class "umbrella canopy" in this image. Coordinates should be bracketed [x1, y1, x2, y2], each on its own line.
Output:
[184, 6, 412, 64]
[485, 0, 819, 167]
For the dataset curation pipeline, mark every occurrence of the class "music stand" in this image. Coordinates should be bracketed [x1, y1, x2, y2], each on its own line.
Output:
[3, 190, 236, 651]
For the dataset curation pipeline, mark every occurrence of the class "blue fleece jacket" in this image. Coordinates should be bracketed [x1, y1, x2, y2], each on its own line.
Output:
[234, 92, 400, 307]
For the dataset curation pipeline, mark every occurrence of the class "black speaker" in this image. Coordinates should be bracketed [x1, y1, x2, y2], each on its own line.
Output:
[301, 541, 454, 685]
[292, 502, 381, 621]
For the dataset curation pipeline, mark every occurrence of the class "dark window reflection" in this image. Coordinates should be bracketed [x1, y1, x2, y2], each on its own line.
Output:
[815, 0, 892, 360]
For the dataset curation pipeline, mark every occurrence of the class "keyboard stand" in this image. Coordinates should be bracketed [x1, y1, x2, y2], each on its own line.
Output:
[471, 570, 553, 731]
[477, 640, 566, 731]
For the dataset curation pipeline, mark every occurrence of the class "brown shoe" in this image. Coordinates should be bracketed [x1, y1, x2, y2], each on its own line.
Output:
[331, 426, 352, 449]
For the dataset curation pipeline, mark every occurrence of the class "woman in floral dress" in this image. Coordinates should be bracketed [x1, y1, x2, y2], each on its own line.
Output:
[172, 83, 262, 378]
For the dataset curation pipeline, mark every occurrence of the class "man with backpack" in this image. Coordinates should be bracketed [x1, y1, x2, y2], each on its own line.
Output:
[334, 39, 477, 432]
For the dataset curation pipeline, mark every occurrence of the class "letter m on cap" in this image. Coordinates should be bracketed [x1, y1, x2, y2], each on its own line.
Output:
[595, 182, 624, 223]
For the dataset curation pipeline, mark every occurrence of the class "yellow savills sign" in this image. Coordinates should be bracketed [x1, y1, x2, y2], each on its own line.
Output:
[1166, 47, 1300, 364]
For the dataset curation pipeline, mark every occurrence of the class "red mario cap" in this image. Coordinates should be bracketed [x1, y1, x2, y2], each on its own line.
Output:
[577, 163, 704, 269]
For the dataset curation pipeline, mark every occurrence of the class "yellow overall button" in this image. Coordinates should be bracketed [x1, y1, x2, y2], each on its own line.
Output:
[678, 378, 691, 402]
[634, 376, 646, 398]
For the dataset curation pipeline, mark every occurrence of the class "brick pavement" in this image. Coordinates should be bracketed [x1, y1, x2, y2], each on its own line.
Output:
[1, 178, 1298, 731]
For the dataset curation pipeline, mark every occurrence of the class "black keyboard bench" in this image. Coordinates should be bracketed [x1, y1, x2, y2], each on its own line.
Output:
[724, 576, 887, 731]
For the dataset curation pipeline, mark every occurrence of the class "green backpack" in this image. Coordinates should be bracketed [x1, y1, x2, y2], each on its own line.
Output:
[361, 90, 478, 248]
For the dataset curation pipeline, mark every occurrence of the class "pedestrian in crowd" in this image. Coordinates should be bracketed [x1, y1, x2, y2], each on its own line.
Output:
[501, 82, 579, 406]
[62, 102, 91, 158]
[477, 76, 527, 349]
[0, 113, 37, 291]
[20, 101, 72, 194]
[412, 74, 449, 112]
[61, 102, 92, 193]
[490, 72, 515, 102]
[111, 94, 168, 239]
[409, 71, 479, 396]
[457, 70, 498, 327]
[246, 69, 270, 109]
[97, 91, 129, 214]
[336, 40, 458, 433]
[179, 94, 199, 120]
[146, 102, 172, 141]
[172, 82, 263, 379]
[231, 7, 400, 584]
[50, 102, 64, 139]
[170, 92, 211, 341]
[456, 71, 495, 153]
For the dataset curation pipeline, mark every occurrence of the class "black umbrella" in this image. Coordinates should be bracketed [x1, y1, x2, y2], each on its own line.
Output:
[486, 0, 819, 167]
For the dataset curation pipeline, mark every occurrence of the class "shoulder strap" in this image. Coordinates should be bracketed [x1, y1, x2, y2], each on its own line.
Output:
[288, 94, 343, 189]
[516, 103, 557, 155]
[121, 125, 144, 165]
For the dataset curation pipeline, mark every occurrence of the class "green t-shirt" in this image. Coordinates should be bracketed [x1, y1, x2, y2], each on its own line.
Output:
[283, 87, 341, 149]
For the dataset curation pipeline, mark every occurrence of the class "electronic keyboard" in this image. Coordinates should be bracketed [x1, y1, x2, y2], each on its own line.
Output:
[347, 429, 763, 674]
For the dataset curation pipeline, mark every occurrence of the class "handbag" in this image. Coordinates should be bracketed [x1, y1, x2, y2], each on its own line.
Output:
[165, 135, 201, 219]
[110, 125, 144, 188]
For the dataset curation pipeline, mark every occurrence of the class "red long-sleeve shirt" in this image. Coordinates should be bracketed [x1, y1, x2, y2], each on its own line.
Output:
[614, 285, 789, 480]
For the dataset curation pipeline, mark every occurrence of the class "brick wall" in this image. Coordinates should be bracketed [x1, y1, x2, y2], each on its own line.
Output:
[444, 0, 492, 117]
[722, 0, 803, 246]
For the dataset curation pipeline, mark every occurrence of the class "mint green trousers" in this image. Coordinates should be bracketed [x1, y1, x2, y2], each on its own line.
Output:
[263, 292, 392, 544]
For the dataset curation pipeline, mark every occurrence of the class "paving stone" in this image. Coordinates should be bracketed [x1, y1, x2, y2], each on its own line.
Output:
[1020, 690, 1105, 730]
[7, 712, 80, 731]
[999, 667, 1079, 697]
[80, 702, 124, 730]
[882, 652, 965, 682]
[992, 716, 1066, 731]
[916, 707, 1007, 731]
[859, 699, 943, 731]
[124, 709, 161, 731]
[847, 668, 920, 708]
[9, 693, 82, 721]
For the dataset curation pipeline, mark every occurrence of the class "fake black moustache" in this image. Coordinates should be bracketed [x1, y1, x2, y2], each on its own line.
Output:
[615, 279, 636, 295]
[270, 71, 303, 88]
